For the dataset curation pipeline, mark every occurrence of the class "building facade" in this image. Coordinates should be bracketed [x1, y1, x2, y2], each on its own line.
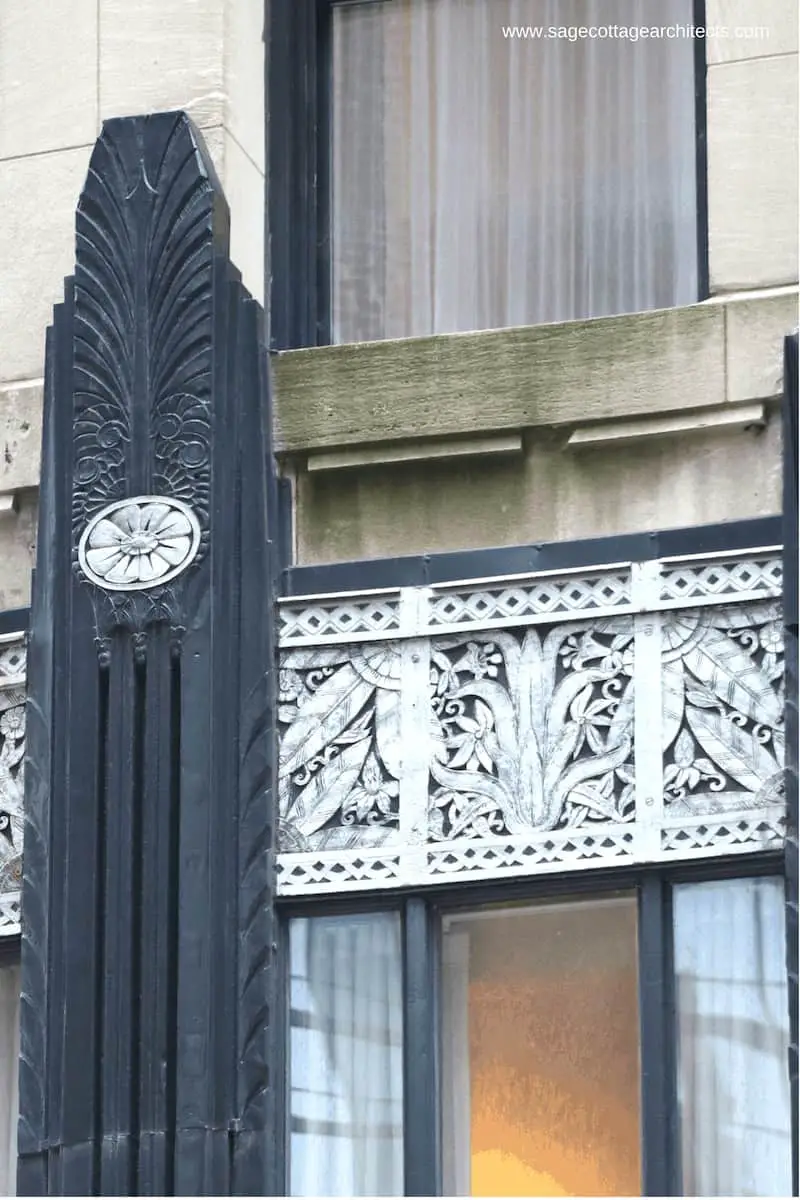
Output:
[0, 0, 797, 1195]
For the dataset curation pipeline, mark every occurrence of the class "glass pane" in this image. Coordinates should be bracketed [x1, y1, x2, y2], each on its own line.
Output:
[0, 963, 19, 1196]
[673, 876, 792, 1197]
[441, 894, 641, 1196]
[288, 912, 403, 1196]
[332, 0, 697, 344]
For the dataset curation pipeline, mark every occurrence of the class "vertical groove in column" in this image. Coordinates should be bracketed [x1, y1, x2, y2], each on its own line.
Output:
[129, 650, 147, 1195]
[101, 638, 136, 1194]
[92, 662, 110, 1197]
[166, 652, 182, 1198]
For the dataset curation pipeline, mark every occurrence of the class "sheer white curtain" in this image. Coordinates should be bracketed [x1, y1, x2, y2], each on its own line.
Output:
[332, 0, 698, 344]
[0, 964, 19, 1197]
[673, 877, 792, 1197]
[288, 914, 403, 1197]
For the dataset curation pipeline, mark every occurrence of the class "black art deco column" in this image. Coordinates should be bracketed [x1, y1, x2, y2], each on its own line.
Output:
[18, 113, 279, 1196]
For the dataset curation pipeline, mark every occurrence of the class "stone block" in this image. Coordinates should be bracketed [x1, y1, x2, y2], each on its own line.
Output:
[708, 55, 799, 291]
[99, 0, 224, 129]
[0, 0, 97, 159]
[0, 146, 89, 382]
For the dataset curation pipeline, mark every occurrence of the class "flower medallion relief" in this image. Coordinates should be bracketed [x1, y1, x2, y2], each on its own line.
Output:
[77, 495, 201, 591]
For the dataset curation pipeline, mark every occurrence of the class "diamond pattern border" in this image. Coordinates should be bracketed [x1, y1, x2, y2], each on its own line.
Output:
[278, 555, 782, 648]
[660, 556, 782, 605]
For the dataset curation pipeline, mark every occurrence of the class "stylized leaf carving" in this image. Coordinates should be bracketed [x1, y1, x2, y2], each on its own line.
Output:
[375, 688, 402, 778]
[281, 647, 355, 672]
[313, 825, 397, 851]
[554, 736, 632, 811]
[286, 737, 371, 835]
[684, 630, 782, 727]
[430, 760, 514, 823]
[279, 663, 374, 776]
[546, 667, 608, 747]
[447, 796, 504, 840]
[662, 660, 685, 749]
[686, 706, 779, 791]
[278, 598, 782, 861]
[608, 679, 635, 747]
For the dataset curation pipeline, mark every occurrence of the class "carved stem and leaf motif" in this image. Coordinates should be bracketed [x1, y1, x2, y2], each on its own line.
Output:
[428, 621, 635, 839]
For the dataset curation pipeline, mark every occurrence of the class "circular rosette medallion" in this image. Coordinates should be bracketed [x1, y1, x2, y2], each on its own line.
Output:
[78, 496, 201, 591]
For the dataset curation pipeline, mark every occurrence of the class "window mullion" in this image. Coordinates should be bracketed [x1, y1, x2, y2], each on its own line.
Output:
[402, 897, 439, 1196]
[638, 876, 680, 1196]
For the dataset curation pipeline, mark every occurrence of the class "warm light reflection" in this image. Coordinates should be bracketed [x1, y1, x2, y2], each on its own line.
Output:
[443, 896, 641, 1197]
[472, 1148, 569, 1197]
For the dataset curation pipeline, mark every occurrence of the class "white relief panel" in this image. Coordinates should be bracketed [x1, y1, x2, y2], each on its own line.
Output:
[0, 634, 25, 935]
[276, 551, 785, 895]
[278, 551, 782, 650]
[0, 550, 787, 919]
[661, 601, 784, 818]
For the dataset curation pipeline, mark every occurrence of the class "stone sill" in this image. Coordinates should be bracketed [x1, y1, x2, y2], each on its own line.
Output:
[0, 290, 796, 497]
[272, 288, 798, 461]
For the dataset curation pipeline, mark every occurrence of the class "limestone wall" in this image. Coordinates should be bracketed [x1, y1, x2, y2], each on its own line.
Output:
[0, 0, 797, 598]
[0, 0, 265, 607]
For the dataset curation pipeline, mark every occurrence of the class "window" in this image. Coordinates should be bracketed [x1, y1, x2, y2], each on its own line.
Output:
[288, 913, 404, 1196]
[673, 878, 793, 1196]
[269, 0, 703, 348]
[440, 896, 641, 1196]
[283, 874, 792, 1197]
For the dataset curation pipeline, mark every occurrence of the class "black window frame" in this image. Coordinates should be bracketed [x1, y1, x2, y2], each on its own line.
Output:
[276, 852, 788, 1198]
[265, 0, 711, 352]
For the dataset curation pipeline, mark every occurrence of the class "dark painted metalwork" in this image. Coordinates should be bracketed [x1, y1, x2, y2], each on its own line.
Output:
[783, 331, 799, 1195]
[282, 515, 782, 597]
[693, 0, 710, 301]
[0, 935, 19, 967]
[0, 610, 27, 637]
[402, 898, 439, 1197]
[17, 112, 279, 1196]
[638, 876, 679, 1196]
[3, 516, 785, 623]
[267, 0, 331, 350]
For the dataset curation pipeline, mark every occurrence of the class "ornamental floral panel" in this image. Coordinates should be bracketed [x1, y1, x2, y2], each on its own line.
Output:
[0, 551, 787, 915]
[277, 551, 785, 894]
[279, 646, 403, 854]
[0, 636, 25, 933]
[660, 600, 785, 856]
[427, 621, 635, 841]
